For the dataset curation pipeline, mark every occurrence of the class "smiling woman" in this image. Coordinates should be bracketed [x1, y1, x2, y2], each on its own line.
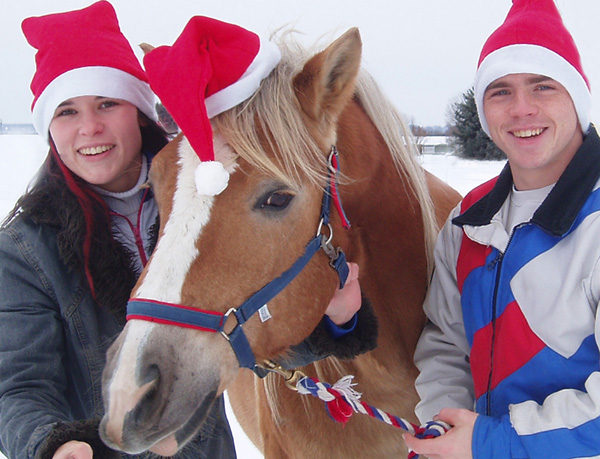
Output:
[49, 96, 145, 193]
[0, 2, 187, 458]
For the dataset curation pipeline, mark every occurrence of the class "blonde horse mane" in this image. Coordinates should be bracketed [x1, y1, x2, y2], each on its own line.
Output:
[213, 34, 439, 422]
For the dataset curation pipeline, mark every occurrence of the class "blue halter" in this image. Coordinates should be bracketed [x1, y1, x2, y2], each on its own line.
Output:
[127, 146, 350, 375]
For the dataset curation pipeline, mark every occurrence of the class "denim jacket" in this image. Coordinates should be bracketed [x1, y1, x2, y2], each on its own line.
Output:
[0, 215, 235, 458]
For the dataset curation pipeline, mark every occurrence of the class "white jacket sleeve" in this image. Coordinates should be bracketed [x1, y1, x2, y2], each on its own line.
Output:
[414, 208, 475, 423]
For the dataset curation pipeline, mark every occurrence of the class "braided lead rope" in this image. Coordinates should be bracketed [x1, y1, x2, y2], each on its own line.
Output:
[295, 375, 449, 459]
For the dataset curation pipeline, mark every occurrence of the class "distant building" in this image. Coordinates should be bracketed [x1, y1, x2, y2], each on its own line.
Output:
[0, 124, 37, 135]
[418, 136, 454, 155]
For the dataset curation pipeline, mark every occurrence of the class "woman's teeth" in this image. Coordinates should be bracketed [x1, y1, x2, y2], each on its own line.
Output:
[78, 145, 114, 155]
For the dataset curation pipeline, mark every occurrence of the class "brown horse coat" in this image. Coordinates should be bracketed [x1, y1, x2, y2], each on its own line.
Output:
[101, 27, 461, 458]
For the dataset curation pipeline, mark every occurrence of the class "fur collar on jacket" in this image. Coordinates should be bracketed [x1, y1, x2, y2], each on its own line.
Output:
[7, 157, 155, 321]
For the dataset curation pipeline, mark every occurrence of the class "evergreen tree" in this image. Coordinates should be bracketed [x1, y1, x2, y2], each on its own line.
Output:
[449, 88, 505, 160]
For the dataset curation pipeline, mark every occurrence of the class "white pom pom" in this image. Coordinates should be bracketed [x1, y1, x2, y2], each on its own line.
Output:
[194, 161, 230, 196]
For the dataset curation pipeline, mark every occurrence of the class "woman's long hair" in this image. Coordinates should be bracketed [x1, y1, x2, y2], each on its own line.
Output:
[3, 113, 169, 311]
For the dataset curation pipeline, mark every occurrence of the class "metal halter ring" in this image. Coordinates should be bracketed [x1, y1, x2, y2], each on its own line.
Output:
[316, 218, 334, 245]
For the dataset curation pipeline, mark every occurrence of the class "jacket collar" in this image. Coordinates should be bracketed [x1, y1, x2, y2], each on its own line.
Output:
[453, 126, 600, 237]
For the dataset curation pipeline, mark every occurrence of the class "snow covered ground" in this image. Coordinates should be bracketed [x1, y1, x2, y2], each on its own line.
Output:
[0, 135, 505, 458]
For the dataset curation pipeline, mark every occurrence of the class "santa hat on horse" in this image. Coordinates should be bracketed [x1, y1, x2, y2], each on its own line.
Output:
[22, 0, 156, 139]
[474, 0, 591, 136]
[143, 16, 281, 196]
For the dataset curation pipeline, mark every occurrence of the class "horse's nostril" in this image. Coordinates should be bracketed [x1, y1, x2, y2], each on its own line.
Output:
[138, 362, 160, 387]
[130, 379, 160, 426]
[125, 364, 164, 429]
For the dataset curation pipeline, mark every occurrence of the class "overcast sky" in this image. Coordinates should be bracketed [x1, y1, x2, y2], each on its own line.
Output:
[2, 0, 600, 127]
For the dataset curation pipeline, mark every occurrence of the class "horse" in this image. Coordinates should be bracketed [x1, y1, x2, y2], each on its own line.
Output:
[100, 27, 461, 457]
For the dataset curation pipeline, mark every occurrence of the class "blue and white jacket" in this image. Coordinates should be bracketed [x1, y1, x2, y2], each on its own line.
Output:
[414, 126, 600, 458]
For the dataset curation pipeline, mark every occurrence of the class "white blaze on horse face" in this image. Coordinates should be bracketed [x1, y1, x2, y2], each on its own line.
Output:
[134, 134, 238, 303]
[104, 135, 239, 447]
[104, 322, 155, 446]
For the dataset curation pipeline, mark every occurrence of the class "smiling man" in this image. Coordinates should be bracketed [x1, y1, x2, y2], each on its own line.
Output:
[403, 1, 600, 458]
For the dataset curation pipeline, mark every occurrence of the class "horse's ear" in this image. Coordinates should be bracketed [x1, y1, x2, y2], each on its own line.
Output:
[139, 42, 155, 55]
[293, 27, 362, 128]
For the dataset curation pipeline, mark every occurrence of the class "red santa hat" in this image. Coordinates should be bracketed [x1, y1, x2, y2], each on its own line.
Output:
[474, 0, 591, 136]
[22, 1, 156, 139]
[143, 16, 281, 196]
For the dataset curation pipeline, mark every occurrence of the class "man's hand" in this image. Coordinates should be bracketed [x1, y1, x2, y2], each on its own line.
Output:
[403, 408, 477, 459]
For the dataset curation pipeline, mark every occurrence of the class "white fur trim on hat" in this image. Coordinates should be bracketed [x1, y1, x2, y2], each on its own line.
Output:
[194, 161, 230, 196]
[474, 44, 591, 136]
[33, 66, 157, 139]
[205, 37, 281, 119]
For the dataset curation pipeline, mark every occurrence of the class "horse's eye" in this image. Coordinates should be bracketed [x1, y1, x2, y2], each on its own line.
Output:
[261, 192, 294, 209]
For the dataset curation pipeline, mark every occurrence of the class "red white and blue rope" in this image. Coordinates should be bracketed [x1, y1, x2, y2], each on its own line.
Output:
[295, 375, 449, 459]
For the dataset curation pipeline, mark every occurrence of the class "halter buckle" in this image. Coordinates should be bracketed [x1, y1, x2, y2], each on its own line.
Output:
[321, 235, 342, 266]
[220, 307, 239, 341]
[259, 359, 307, 391]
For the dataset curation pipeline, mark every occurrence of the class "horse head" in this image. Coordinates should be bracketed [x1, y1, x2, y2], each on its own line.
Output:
[100, 28, 364, 455]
